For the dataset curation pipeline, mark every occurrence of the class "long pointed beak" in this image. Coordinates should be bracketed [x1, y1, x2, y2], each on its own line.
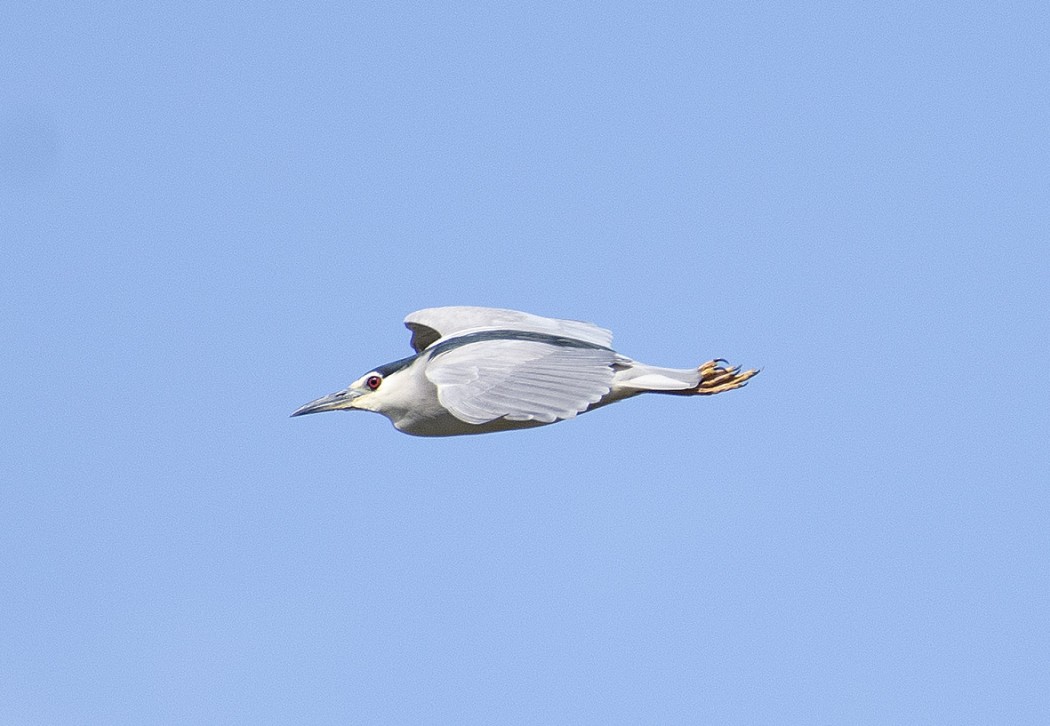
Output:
[290, 388, 361, 417]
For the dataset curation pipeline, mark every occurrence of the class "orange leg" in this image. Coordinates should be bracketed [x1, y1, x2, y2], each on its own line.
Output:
[694, 359, 759, 395]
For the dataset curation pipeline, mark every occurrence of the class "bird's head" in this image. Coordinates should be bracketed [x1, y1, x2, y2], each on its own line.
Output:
[290, 372, 381, 417]
[291, 355, 416, 418]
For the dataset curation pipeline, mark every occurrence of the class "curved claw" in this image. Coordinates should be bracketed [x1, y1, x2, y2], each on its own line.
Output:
[694, 360, 759, 395]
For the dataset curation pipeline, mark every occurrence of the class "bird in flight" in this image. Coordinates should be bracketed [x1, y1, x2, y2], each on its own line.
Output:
[292, 306, 758, 437]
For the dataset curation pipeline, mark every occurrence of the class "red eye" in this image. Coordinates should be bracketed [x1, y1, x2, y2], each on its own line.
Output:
[366, 375, 382, 391]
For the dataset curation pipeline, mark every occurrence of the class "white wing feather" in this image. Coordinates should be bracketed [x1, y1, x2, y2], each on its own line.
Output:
[404, 306, 613, 352]
[424, 339, 616, 424]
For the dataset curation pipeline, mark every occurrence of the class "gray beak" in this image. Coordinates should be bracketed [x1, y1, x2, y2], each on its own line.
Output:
[290, 388, 361, 417]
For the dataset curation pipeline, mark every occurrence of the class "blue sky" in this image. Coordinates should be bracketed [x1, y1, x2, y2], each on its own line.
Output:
[2, 3, 1048, 723]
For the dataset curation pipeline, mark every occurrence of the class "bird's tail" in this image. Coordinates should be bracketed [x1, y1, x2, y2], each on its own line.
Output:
[616, 359, 759, 396]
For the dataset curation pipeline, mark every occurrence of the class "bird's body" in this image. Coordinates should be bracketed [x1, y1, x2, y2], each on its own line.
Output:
[292, 306, 757, 436]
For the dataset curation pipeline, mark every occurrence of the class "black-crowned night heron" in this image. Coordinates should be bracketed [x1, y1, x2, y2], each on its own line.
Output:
[292, 306, 758, 437]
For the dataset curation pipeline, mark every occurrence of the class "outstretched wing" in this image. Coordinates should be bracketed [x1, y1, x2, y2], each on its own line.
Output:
[424, 337, 617, 424]
[404, 306, 613, 353]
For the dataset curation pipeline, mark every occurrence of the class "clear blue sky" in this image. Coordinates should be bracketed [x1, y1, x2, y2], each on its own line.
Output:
[2, 3, 1048, 724]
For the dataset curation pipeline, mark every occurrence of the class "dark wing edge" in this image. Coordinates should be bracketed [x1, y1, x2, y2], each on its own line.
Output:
[406, 321, 441, 353]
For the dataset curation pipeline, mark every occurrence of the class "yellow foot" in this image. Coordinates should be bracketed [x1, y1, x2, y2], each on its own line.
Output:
[695, 359, 759, 395]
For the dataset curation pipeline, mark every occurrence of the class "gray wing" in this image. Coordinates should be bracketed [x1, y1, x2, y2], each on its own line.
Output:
[424, 338, 617, 424]
[404, 306, 613, 353]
